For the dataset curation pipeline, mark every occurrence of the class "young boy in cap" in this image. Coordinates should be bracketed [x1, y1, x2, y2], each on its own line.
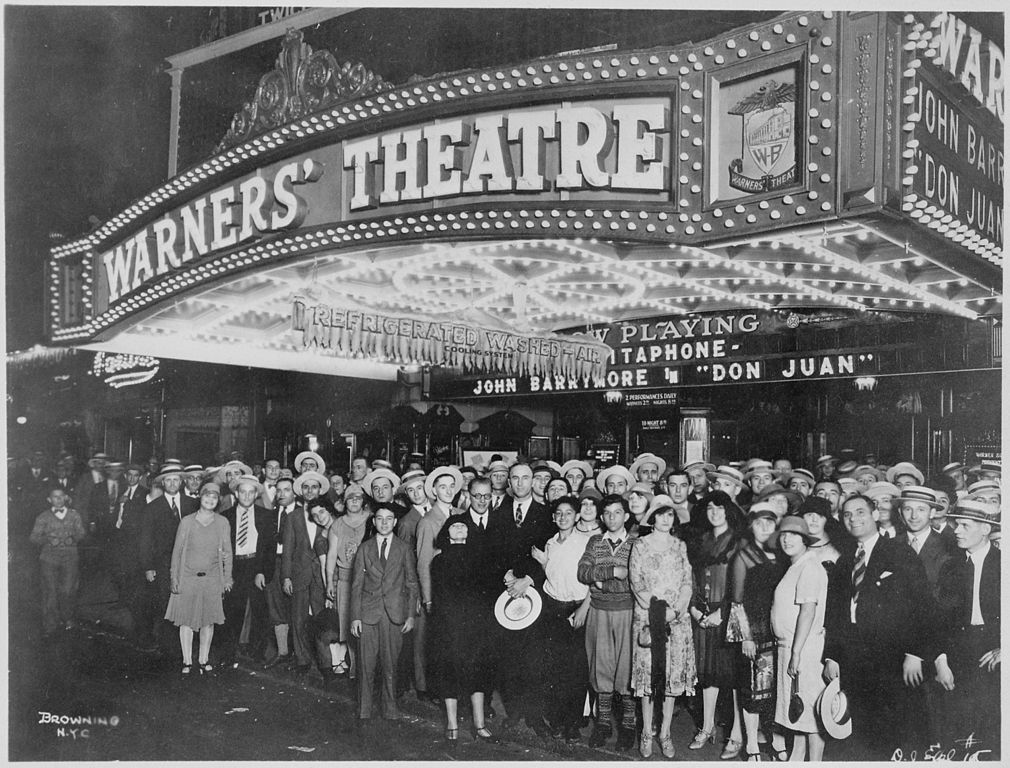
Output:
[577, 494, 637, 750]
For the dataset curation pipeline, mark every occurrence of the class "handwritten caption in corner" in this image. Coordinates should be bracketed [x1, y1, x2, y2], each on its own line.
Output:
[38, 712, 120, 739]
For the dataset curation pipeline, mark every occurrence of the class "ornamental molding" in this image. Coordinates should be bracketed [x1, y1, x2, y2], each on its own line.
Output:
[215, 28, 392, 153]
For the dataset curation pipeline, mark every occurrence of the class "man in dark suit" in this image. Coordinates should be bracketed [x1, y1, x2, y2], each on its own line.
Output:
[491, 462, 556, 736]
[263, 475, 296, 667]
[933, 499, 1000, 756]
[281, 470, 329, 674]
[900, 486, 954, 596]
[219, 475, 276, 668]
[111, 464, 149, 643]
[823, 493, 935, 759]
[138, 463, 198, 653]
[351, 505, 418, 720]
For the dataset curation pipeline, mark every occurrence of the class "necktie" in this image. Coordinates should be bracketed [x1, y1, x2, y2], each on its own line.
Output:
[609, 538, 622, 553]
[852, 543, 866, 605]
[493, 496, 502, 510]
[910, 535, 921, 553]
[170, 497, 179, 519]
[380, 537, 388, 561]
[237, 509, 249, 548]
[515, 504, 524, 526]
[479, 515, 486, 530]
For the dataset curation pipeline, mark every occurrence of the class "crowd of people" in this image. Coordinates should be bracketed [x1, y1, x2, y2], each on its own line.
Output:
[12, 446, 1001, 760]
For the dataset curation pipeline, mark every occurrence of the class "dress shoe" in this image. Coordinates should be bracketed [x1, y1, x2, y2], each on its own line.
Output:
[263, 653, 290, 670]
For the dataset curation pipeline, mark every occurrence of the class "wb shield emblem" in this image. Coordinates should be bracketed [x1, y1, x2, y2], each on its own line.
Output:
[728, 79, 798, 194]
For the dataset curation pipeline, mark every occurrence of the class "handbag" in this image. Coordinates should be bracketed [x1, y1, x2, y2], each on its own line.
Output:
[788, 672, 805, 723]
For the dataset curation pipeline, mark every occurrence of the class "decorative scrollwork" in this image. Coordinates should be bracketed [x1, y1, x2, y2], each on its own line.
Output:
[214, 28, 392, 154]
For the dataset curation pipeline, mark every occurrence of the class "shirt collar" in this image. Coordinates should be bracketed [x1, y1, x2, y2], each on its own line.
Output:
[858, 532, 880, 558]
[969, 540, 991, 566]
[603, 529, 625, 543]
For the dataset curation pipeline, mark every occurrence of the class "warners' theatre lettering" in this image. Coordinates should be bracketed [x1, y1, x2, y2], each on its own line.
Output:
[343, 101, 671, 210]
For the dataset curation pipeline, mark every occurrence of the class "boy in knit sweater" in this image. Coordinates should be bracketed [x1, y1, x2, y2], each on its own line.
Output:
[29, 488, 87, 634]
[577, 494, 637, 750]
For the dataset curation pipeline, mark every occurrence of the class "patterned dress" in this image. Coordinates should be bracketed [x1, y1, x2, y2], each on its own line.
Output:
[629, 533, 697, 697]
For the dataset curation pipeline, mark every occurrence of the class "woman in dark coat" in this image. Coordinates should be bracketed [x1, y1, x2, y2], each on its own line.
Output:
[688, 490, 747, 756]
[427, 514, 499, 743]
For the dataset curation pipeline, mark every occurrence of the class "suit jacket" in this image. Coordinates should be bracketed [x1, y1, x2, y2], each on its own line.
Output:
[350, 534, 419, 625]
[281, 505, 327, 590]
[495, 496, 555, 585]
[73, 471, 110, 529]
[138, 494, 199, 573]
[221, 503, 277, 582]
[114, 484, 149, 555]
[825, 535, 934, 664]
[909, 528, 953, 597]
[936, 545, 1000, 659]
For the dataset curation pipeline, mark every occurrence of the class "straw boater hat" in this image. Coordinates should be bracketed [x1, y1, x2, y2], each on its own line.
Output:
[595, 465, 635, 494]
[630, 452, 667, 478]
[743, 458, 773, 473]
[941, 461, 964, 475]
[852, 464, 883, 482]
[837, 478, 859, 495]
[156, 463, 185, 482]
[294, 450, 326, 475]
[487, 459, 511, 475]
[544, 460, 563, 475]
[233, 473, 264, 496]
[784, 468, 816, 488]
[898, 486, 944, 509]
[817, 678, 853, 740]
[293, 470, 330, 496]
[400, 469, 427, 490]
[560, 459, 593, 481]
[816, 454, 836, 466]
[980, 461, 1002, 476]
[494, 586, 542, 631]
[371, 458, 394, 471]
[885, 461, 924, 485]
[424, 465, 463, 500]
[707, 465, 745, 491]
[968, 478, 1001, 497]
[87, 452, 110, 468]
[183, 464, 204, 478]
[214, 460, 253, 487]
[865, 481, 900, 500]
[363, 467, 400, 495]
[682, 461, 716, 474]
[836, 460, 859, 476]
[947, 497, 1001, 528]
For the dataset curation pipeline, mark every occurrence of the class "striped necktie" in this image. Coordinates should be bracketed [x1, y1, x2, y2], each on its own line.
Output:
[237, 509, 249, 549]
[851, 543, 866, 604]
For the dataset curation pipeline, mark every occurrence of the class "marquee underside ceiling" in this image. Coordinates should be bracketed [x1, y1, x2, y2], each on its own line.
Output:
[92, 217, 1002, 377]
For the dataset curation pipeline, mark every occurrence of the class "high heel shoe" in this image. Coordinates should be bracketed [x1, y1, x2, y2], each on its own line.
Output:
[689, 728, 715, 749]
[181, 665, 191, 676]
[198, 663, 214, 676]
[471, 725, 498, 743]
[445, 727, 458, 743]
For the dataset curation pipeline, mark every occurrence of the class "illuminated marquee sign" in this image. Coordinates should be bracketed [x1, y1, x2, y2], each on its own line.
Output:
[101, 159, 323, 302]
[291, 296, 609, 380]
[90, 352, 161, 388]
[899, 12, 1003, 255]
[429, 309, 987, 399]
